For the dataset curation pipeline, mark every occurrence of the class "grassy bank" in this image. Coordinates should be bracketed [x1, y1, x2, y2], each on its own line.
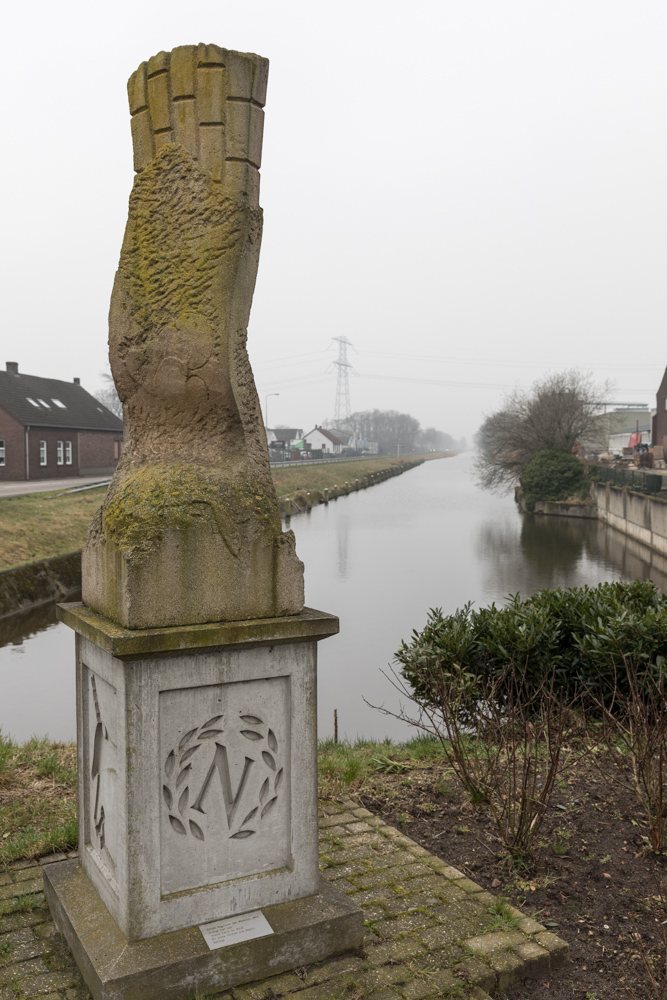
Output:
[0, 487, 108, 573]
[271, 454, 439, 499]
[0, 454, 447, 572]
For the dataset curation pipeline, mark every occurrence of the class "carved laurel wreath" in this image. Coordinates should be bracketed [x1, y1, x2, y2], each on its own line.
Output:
[162, 714, 283, 842]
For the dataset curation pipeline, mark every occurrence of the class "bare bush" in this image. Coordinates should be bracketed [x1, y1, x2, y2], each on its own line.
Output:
[597, 659, 667, 852]
[369, 663, 588, 860]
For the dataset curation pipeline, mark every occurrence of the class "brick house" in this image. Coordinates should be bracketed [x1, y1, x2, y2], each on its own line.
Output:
[0, 362, 123, 481]
[653, 367, 667, 451]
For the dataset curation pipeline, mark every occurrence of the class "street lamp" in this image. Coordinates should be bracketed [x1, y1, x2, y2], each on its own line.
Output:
[265, 393, 279, 430]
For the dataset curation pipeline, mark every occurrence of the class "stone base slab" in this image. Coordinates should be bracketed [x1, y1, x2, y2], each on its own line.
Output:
[43, 860, 363, 1000]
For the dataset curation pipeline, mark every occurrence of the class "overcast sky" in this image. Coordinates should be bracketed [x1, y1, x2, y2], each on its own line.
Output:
[3, 1, 667, 441]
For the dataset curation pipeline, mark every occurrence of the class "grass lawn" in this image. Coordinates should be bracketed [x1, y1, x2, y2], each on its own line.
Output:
[0, 735, 77, 871]
[0, 455, 444, 572]
[0, 487, 108, 573]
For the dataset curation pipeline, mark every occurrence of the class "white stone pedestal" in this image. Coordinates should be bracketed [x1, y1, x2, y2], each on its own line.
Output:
[44, 603, 363, 1000]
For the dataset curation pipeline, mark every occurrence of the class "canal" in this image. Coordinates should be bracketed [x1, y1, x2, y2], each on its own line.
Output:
[2, 452, 667, 743]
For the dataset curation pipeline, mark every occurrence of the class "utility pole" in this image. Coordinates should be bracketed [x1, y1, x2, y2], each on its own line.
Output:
[265, 393, 279, 430]
[332, 336, 353, 427]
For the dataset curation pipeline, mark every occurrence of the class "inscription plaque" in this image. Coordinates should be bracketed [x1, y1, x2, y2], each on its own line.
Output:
[199, 910, 274, 950]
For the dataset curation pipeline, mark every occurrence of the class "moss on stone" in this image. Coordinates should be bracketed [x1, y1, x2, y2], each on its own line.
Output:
[102, 463, 277, 555]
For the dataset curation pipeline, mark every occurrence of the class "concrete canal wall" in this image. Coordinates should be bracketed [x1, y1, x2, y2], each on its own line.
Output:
[592, 481, 667, 557]
[0, 550, 82, 619]
[279, 458, 424, 517]
[521, 481, 667, 559]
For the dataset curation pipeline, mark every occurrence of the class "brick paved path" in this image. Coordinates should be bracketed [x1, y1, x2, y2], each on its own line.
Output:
[0, 799, 567, 1000]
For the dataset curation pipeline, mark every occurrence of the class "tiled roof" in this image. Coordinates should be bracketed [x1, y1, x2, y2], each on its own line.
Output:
[0, 369, 122, 431]
[304, 427, 350, 445]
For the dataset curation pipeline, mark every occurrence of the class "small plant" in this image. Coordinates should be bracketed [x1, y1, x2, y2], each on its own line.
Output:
[0, 892, 40, 917]
[433, 777, 455, 798]
[551, 830, 571, 855]
[487, 898, 522, 930]
[0, 939, 11, 966]
[372, 753, 409, 774]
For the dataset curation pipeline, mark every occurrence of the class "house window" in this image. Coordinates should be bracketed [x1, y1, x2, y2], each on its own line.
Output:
[57, 441, 64, 465]
[0, 440, 4, 467]
[37, 399, 51, 408]
[51, 399, 66, 409]
[26, 397, 40, 407]
[39, 441, 47, 466]
[65, 441, 72, 465]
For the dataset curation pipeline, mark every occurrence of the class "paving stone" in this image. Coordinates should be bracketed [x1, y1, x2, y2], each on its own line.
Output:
[451, 876, 484, 894]
[0, 880, 43, 902]
[373, 911, 436, 937]
[0, 928, 51, 963]
[0, 798, 568, 1000]
[464, 930, 526, 955]
[344, 821, 374, 834]
[488, 948, 525, 991]
[0, 956, 49, 986]
[428, 859, 466, 880]
[451, 956, 495, 993]
[517, 916, 546, 934]
[515, 939, 551, 979]
[534, 930, 569, 962]
[232, 970, 305, 998]
[301, 952, 365, 987]
[30, 925, 56, 941]
[18, 971, 79, 996]
[352, 807, 373, 818]
[419, 918, 476, 949]
[37, 855, 67, 867]
[0, 912, 49, 935]
[365, 933, 425, 965]
[319, 813, 357, 828]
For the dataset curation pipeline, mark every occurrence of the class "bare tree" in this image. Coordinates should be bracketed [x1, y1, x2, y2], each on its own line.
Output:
[475, 370, 609, 491]
[94, 370, 123, 419]
[345, 409, 421, 454]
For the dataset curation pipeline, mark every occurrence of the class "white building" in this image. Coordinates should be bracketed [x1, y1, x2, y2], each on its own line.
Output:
[301, 426, 352, 454]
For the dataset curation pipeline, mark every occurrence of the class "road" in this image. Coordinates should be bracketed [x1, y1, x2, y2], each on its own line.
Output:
[0, 476, 110, 499]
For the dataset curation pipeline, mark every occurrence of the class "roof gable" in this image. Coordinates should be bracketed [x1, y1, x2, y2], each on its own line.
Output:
[0, 370, 122, 431]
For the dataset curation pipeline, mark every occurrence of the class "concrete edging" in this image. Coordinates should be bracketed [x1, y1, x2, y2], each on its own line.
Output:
[0, 550, 82, 620]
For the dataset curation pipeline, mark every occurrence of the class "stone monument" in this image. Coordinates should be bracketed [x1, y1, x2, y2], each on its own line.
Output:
[44, 44, 363, 1000]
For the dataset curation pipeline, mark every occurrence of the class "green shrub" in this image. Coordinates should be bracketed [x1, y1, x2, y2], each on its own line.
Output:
[396, 580, 667, 706]
[519, 449, 589, 511]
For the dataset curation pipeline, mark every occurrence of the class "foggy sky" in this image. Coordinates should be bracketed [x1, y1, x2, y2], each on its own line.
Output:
[2, 0, 666, 441]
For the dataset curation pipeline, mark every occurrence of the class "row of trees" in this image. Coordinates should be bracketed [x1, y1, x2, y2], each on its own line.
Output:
[340, 410, 461, 456]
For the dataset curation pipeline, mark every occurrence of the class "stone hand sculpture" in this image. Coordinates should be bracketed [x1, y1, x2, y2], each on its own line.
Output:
[83, 44, 304, 629]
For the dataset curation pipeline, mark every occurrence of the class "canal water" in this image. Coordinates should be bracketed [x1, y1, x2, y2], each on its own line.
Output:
[3, 452, 667, 744]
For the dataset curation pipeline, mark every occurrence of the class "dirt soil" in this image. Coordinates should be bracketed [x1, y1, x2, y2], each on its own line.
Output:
[361, 758, 667, 1000]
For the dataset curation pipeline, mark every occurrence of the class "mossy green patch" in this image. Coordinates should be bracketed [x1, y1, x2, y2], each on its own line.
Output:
[102, 463, 276, 555]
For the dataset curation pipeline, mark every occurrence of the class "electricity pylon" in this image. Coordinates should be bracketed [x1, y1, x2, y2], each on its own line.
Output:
[332, 336, 353, 426]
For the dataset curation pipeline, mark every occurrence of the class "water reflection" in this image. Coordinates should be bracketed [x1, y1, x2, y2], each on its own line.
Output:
[0, 595, 79, 743]
[4, 453, 667, 743]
